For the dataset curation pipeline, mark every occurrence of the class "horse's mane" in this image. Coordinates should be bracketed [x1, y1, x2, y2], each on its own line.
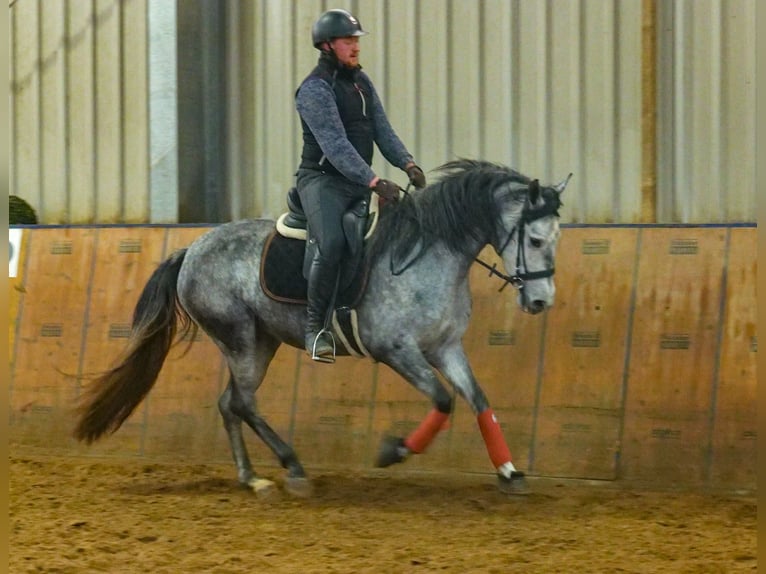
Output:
[367, 159, 531, 266]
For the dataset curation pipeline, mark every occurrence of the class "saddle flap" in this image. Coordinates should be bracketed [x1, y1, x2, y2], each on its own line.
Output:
[261, 231, 371, 309]
[342, 196, 371, 259]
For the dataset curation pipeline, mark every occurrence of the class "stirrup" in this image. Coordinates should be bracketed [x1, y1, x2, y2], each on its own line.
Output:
[310, 328, 336, 364]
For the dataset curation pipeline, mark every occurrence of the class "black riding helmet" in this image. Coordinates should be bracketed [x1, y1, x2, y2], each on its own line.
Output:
[312, 9, 368, 49]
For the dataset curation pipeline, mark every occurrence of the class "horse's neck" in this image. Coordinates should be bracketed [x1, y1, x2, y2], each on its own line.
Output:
[422, 241, 481, 284]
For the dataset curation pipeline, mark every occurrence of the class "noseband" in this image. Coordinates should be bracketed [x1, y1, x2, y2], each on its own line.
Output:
[476, 199, 559, 292]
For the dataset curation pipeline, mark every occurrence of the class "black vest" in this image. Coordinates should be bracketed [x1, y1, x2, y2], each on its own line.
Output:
[298, 56, 374, 175]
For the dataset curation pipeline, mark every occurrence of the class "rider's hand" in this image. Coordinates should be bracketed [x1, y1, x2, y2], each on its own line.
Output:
[405, 164, 426, 188]
[371, 178, 401, 201]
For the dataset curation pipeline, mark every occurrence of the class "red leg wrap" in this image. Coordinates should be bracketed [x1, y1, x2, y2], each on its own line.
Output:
[477, 409, 512, 467]
[404, 409, 450, 454]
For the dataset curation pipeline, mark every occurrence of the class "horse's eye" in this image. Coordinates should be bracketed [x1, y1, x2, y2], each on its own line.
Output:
[530, 238, 543, 248]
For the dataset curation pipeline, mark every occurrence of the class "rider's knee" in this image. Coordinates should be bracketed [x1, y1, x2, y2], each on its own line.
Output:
[317, 237, 345, 266]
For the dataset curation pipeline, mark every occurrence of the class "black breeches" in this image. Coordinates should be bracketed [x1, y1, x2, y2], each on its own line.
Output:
[296, 169, 369, 266]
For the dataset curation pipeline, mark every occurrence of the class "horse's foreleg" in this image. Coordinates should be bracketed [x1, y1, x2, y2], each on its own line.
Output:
[431, 344, 528, 494]
[376, 349, 453, 467]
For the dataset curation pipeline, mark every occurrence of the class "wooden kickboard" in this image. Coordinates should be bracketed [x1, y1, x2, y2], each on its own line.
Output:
[532, 228, 639, 479]
[10, 228, 97, 448]
[620, 228, 727, 484]
[709, 228, 756, 488]
[75, 227, 168, 457]
[9, 224, 757, 489]
[142, 227, 230, 460]
[290, 354, 377, 468]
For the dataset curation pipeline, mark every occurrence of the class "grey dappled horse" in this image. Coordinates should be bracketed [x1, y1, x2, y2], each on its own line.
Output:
[74, 159, 569, 496]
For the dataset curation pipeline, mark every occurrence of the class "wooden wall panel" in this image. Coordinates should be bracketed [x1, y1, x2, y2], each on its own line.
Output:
[533, 228, 639, 479]
[8, 225, 757, 490]
[709, 228, 756, 487]
[142, 227, 228, 459]
[76, 227, 167, 456]
[290, 356, 377, 468]
[10, 229, 96, 447]
[141, 338, 226, 461]
[620, 228, 727, 484]
[448, 249, 545, 474]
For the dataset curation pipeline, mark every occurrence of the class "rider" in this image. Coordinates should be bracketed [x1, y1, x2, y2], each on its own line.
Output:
[295, 8, 426, 363]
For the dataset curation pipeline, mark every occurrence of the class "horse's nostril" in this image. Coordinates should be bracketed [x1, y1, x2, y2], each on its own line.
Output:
[531, 300, 546, 313]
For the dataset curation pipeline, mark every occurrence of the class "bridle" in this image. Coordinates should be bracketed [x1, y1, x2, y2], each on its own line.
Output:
[475, 196, 560, 292]
[394, 182, 560, 289]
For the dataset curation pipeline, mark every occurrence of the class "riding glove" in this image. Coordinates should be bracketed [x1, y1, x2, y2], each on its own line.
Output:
[405, 164, 427, 188]
[372, 179, 401, 201]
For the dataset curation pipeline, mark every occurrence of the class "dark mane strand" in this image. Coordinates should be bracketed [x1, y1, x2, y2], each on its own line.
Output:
[367, 159, 530, 265]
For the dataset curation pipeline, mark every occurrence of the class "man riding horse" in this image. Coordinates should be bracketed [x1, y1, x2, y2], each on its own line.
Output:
[295, 9, 426, 362]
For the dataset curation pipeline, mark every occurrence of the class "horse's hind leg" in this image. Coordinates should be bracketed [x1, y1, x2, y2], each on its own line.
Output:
[219, 332, 309, 497]
[217, 380, 257, 486]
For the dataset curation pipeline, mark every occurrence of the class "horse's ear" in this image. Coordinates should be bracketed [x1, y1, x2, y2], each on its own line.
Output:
[528, 179, 541, 206]
[554, 173, 573, 195]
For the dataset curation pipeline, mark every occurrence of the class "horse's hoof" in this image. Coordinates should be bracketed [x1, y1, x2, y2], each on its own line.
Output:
[376, 435, 409, 468]
[284, 476, 313, 498]
[248, 477, 278, 498]
[497, 471, 529, 495]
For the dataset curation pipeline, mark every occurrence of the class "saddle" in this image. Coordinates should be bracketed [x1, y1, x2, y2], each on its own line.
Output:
[260, 188, 380, 357]
[277, 186, 380, 276]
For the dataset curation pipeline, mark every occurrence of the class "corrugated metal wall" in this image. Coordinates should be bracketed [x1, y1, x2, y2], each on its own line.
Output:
[230, 0, 644, 223]
[10, 0, 151, 224]
[9, 0, 756, 224]
[657, 0, 756, 222]
[228, 0, 754, 224]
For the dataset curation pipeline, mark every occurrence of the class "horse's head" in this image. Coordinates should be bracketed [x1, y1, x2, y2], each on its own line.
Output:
[495, 173, 570, 314]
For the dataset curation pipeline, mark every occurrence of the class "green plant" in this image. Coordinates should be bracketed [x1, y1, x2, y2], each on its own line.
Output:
[9, 195, 38, 224]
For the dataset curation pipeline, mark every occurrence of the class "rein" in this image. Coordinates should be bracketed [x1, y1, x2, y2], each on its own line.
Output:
[391, 183, 557, 290]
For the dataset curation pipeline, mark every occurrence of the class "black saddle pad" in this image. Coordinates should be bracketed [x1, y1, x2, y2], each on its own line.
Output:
[260, 231, 368, 306]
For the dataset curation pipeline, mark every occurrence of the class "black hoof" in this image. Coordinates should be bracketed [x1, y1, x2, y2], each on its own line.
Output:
[497, 471, 529, 495]
[375, 436, 409, 468]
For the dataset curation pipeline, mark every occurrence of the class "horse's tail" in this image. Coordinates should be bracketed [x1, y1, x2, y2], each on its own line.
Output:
[73, 248, 197, 444]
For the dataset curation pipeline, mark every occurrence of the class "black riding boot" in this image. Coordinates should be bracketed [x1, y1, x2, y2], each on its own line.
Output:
[305, 254, 339, 363]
